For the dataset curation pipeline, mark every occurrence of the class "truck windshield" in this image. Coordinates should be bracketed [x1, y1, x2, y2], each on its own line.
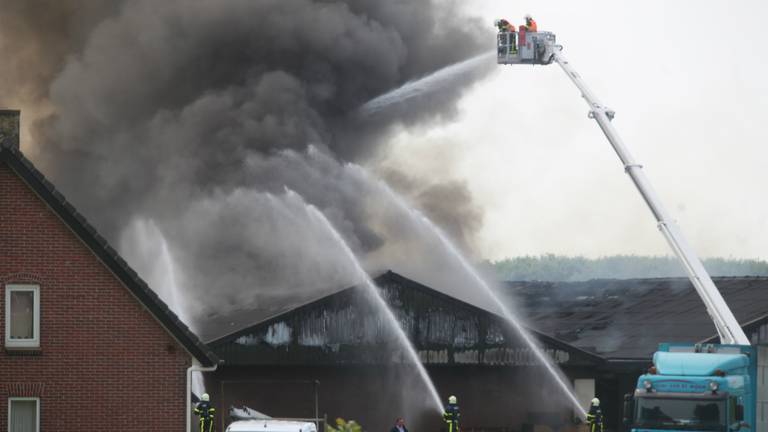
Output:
[634, 397, 725, 431]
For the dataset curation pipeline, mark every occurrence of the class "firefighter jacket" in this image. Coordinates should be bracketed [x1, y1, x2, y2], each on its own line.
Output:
[194, 401, 216, 432]
[526, 19, 538, 32]
[443, 403, 460, 432]
[497, 19, 515, 32]
[586, 405, 604, 432]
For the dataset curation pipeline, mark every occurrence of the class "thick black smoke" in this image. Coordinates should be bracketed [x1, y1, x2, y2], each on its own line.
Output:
[2, 0, 495, 328]
[0, 1, 121, 149]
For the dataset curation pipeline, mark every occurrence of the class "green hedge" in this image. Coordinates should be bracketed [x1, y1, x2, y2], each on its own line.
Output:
[326, 418, 364, 432]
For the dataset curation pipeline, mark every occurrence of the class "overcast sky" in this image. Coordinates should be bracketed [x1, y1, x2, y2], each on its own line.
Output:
[374, 0, 768, 261]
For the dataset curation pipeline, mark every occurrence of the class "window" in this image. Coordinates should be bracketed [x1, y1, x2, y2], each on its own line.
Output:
[8, 398, 39, 432]
[634, 396, 725, 431]
[5, 285, 40, 349]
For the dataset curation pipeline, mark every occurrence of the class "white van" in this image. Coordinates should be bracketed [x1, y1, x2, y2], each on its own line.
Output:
[226, 419, 318, 432]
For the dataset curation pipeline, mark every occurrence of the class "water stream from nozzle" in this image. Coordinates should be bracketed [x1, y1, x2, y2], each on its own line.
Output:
[284, 190, 445, 415]
[123, 218, 206, 397]
[358, 51, 495, 116]
[422, 224, 588, 419]
[349, 167, 587, 419]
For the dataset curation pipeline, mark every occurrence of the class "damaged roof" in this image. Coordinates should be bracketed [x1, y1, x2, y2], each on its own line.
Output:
[195, 268, 508, 343]
[0, 142, 218, 366]
[503, 277, 768, 360]
[197, 280, 353, 343]
[209, 270, 604, 367]
[202, 269, 768, 366]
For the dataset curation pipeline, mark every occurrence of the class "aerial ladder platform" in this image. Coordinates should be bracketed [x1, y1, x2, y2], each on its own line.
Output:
[495, 26, 749, 346]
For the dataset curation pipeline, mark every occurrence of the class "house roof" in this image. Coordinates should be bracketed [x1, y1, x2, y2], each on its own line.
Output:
[208, 270, 605, 366]
[503, 276, 768, 360]
[0, 142, 218, 366]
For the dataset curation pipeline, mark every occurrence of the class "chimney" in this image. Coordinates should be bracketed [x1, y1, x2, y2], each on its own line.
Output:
[0, 110, 20, 149]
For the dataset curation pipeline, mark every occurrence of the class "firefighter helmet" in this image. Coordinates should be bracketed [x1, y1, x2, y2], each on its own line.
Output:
[591, 397, 600, 406]
[201, 393, 210, 402]
[448, 395, 457, 404]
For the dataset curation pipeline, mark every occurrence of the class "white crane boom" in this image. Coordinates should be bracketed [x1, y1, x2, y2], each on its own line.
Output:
[496, 30, 749, 345]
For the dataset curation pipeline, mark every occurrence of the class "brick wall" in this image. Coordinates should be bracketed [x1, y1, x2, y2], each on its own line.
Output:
[0, 162, 192, 431]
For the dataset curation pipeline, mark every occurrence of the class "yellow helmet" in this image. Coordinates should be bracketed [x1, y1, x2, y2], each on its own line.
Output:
[448, 395, 457, 404]
[201, 393, 210, 402]
[591, 398, 600, 407]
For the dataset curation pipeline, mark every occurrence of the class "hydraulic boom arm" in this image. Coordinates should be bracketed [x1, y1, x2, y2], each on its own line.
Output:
[551, 49, 749, 345]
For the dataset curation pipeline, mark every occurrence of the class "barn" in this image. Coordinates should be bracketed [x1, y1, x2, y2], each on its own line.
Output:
[203, 272, 768, 432]
[203, 270, 604, 432]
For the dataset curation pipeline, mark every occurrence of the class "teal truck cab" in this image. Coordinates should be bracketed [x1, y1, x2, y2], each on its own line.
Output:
[626, 343, 754, 432]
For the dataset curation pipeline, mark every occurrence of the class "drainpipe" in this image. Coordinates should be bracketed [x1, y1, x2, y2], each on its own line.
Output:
[187, 359, 218, 432]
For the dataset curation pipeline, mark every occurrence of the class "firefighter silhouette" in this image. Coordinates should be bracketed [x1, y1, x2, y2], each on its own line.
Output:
[194, 393, 216, 432]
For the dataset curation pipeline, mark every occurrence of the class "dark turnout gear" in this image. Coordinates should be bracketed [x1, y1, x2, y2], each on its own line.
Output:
[496, 19, 514, 33]
[194, 400, 216, 432]
[443, 402, 460, 432]
[586, 404, 604, 432]
[495, 19, 517, 55]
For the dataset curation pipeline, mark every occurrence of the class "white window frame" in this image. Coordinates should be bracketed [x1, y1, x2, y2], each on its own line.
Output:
[5, 284, 40, 349]
[7, 397, 40, 432]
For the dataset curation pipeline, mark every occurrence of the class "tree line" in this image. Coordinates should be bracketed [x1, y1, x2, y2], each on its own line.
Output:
[485, 254, 768, 281]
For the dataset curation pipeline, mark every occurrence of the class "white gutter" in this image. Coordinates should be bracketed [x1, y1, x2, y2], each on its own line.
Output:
[187, 358, 218, 432]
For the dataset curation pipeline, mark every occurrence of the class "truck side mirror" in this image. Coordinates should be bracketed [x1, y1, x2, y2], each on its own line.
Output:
[623, 393, 634, 427]
[736, 405, 744, 422]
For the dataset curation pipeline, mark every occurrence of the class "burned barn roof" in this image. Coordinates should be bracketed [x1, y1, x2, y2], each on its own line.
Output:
[504, 277, 768, 360]
[208, 270, 604, 367]
[197, 281, 358, 344]
[0, 142, 218, 366]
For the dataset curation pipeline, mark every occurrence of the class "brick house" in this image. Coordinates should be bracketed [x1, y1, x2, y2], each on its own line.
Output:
[0, 111, 218, 431]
